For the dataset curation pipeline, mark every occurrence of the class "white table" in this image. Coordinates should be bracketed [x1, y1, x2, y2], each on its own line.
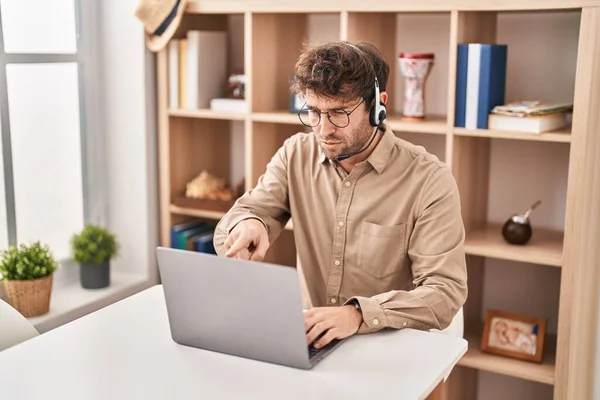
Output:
[0, 285, 467, 400]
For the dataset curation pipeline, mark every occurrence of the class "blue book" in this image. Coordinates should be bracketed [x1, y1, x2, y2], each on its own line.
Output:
[457, 43, 508, 129]
[175, 223, 212, 249]
[454, 44, 469, 127]
[195, 232, 216, 254]
[170, 220, 204, 248]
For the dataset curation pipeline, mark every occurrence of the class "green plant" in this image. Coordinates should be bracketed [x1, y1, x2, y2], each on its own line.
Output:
[0, 241, 58, 281]
[71, 224, 119, 265]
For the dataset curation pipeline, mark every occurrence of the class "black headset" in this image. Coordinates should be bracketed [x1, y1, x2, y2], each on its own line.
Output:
[369, 77, 387, 128]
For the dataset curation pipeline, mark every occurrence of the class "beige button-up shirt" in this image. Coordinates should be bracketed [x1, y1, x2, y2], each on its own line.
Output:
[214, 124, 467, 334]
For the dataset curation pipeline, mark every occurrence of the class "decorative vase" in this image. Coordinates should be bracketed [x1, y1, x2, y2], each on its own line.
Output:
[4, 274, 53, 317]
[501, 200, 541, 245]
[80, 262, 110, 289]
[398, 53, 435, 119]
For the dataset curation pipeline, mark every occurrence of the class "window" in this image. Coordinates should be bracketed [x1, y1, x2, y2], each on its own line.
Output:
[0, 0, 102, 261]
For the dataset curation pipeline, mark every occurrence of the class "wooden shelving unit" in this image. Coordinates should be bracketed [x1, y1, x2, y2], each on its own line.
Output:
[464, 224, 564, 267]
[454, 126, 572, 143]
[168, 108, 247, 120]
[154, 2, 600, 399]
[458, 332, 557, 385]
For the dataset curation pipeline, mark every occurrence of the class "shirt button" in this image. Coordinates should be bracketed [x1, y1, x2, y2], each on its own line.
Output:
[345, 182, 352, 187]
[330, 298, 337, 304]
[403, 322, 407, 327]
[334, 260, 341, 266]
[373, 319, 380, 326]
[338, 221, 344, 227]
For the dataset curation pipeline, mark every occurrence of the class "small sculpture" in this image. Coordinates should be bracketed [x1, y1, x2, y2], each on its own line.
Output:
[398, 53, 435, 119]
[225, 73, 246, 100]
[502, 200, 541, 245]
[185, 170, 233, 201]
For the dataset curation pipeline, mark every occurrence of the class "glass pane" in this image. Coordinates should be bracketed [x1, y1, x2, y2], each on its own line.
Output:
[7, 63, 84, 260]
[1, 0, 77, 54]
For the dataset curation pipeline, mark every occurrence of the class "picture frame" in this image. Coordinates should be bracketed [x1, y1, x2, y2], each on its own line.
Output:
[481, 309, 546, 363]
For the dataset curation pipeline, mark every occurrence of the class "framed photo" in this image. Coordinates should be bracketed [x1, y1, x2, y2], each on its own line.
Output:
[481, 310, 546, 363]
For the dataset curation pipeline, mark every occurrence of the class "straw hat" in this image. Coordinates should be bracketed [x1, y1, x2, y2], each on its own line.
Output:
[135, 0, 188, 52]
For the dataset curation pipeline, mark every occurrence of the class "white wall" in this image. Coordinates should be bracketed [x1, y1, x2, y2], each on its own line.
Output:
[98, 0, 159, 282]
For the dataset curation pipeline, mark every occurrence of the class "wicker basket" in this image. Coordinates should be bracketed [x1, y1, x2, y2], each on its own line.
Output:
[4, 274, 53, 317]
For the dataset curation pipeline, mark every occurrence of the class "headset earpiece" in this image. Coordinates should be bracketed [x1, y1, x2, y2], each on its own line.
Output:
[369, 77, 387, 128]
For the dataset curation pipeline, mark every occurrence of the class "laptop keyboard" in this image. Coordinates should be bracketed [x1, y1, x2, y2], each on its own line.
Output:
[308, 339, 341, 359]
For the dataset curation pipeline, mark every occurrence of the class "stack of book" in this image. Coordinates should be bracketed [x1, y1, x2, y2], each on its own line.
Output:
[488, 101, 573, 134]
[170, 220, 216, 254]
[455, 43, 508, 129]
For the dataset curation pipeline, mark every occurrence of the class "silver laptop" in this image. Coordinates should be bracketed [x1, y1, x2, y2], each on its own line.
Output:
[156, 246, 345, 369]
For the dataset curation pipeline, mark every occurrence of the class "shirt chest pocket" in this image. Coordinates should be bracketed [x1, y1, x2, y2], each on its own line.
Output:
[356, 221, 407, 279]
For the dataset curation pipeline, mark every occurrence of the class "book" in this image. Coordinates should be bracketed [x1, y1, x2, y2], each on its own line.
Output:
[210, 98, 247, 113]
[186, 30, 227, 109]
[488, 112, 569, 133]
[194, 232, 216, 254]
[175, 222, 212, 250]
[170, 219, 204, 248]
[168, 40, 179, 109]
[455, 43, 508, 129]
[178, 39, 188, 109]
[491, 100, 573, 117]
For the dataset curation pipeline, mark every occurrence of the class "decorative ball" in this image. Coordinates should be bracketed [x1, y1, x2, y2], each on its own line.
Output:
[502, 215, 532, 245]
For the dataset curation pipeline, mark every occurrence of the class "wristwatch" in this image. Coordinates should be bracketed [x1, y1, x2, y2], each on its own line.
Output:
[351, 299, 361, 312]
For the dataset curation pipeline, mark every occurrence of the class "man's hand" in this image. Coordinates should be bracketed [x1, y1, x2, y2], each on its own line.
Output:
[224, 218, 269, 261]
[304, 305, 363, 349]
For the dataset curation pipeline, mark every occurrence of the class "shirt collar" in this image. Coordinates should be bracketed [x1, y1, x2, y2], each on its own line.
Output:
[318, 146, 328, 164]
[366, 123, 395, 174]
[317, 123, 395, 173]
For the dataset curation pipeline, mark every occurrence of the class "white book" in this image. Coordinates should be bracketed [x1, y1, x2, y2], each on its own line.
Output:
[210, 98, 247, 113]
[186, 30, 227, 109]
[465, 43, 481, 130]
[168, 40, 179, 109]
[488, 112, 569, 133]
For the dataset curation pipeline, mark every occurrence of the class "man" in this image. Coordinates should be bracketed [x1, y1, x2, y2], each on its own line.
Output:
[213, 41, 467, 351]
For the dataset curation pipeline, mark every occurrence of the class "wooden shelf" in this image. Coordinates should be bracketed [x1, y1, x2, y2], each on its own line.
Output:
[453, 125, 572, 143]
[387, 114, 447, 135]
[171, 203, 295, 231]
[464, 224, 563, 267]
[251, 111, 447, 135]
[169, 108, 247, 121]
[186, 0, 595, 13]
[458, 332, 556, 385]
[252, 111, 302, 125]
[170, 204, 227, 220]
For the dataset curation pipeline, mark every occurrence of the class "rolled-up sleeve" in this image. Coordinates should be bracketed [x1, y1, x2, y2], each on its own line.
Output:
[213, 137, 293, 257]
[345, 166, 468, 333]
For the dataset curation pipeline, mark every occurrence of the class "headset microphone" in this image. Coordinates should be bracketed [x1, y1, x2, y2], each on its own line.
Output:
[337, 126, 379, 161]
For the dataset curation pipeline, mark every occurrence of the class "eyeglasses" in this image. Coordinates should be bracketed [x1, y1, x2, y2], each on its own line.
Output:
[298, 99, 365, 128]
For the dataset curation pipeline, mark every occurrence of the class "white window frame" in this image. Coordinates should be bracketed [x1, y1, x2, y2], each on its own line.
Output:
[0, 0, 105, 253]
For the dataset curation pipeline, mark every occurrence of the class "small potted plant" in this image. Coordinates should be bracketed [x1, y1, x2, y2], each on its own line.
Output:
[0, 241, 58, 317]
[71, 224, 118, 289]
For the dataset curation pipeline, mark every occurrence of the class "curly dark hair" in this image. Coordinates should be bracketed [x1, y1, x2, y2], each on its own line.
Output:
[290, 41, 390, 107]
